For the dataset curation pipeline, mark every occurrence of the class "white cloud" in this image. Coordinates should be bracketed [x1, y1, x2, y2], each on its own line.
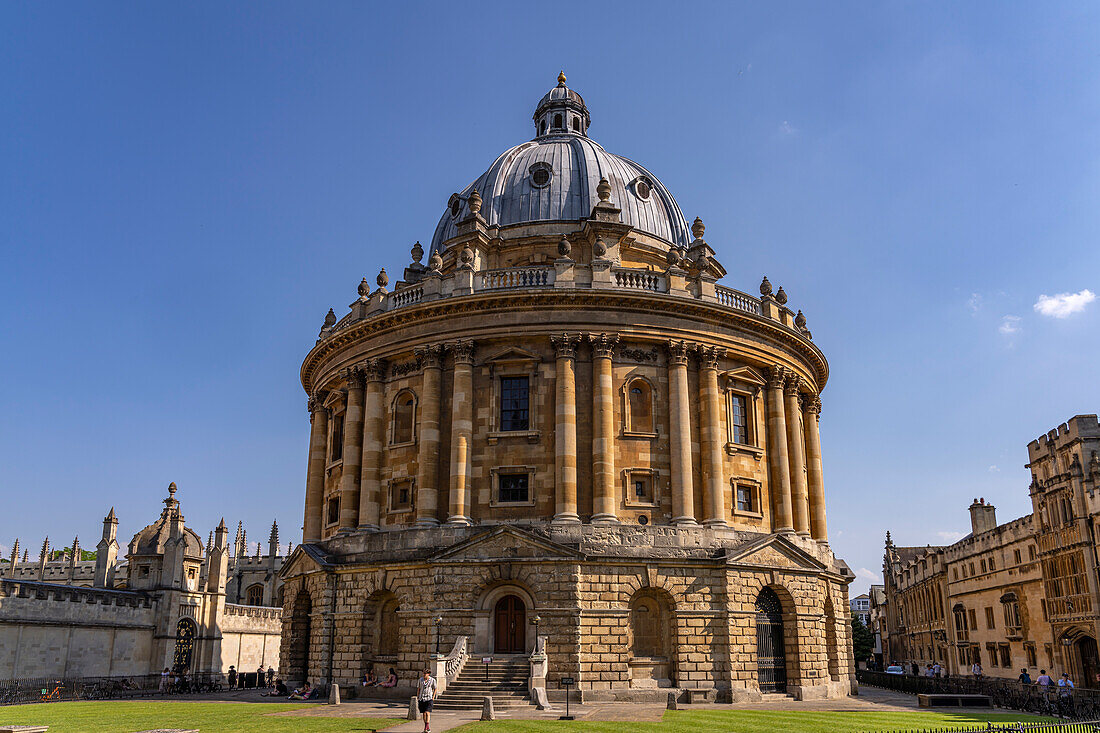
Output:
[999, 315, 1021, 335]
[936, 531, 964, 543]
[855, 567, 878, 582]
[1034, 289, 1096, 318]
[778, 120, 797, 136]
[967, 293, 983, 315]
[988, 465, 1000, 473]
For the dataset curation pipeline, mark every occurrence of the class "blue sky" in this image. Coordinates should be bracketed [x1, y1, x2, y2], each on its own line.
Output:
[2, 2, 1098, 594]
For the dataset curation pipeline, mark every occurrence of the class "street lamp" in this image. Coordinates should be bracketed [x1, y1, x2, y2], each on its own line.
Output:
[530, 614, 542, 652]
[434, 614, 444, 656]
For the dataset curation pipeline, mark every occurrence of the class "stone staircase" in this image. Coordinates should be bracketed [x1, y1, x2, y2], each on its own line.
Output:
[433, 655, 530, 711]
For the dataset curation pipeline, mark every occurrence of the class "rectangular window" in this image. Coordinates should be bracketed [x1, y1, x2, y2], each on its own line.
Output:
[500, 377, 530, 431]
[736, 486, 754, 513]
[729, 393, 749, 444]
[989, 556, 995, 571]
[389, 479, 413, 512]
[326, 496, 340, 525]
[1014, 549, 1022, 564]
[953, 567, 959, 580]
[1045, 643, 1054, 669]
[980, 558, 987, 573]
[985, 607, 995, 630]
[969, 562, 975, 576]
[999, 644, 1011, 668]
[1029, 545, 1036, 561]
[331, 414, 345, 461]
[987, 643, 999, 667]
[968, 608, 977, 630]
[498, 473, 529, 504]
[632, 475, 654, 503]
[1026, 643, 1037, 667]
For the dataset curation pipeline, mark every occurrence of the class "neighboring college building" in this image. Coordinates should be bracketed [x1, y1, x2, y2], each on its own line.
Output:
[0, 484, 284, 679]
[850, 593, 871, 626]
[881, 415, 1100, 683]
[279, 74, 856, 704]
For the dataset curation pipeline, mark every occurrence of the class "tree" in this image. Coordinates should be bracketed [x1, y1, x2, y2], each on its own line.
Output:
[852, 615, 875, 662]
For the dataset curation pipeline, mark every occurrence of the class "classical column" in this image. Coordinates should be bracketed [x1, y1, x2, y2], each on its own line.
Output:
[590, 333, 619, 523]
[338, 368, 365, 532]
[415, 344, 444, 526]
[358, 359, 387, 531]
[552, 334, 581, 524]
[765, 366, 794, 533]
[447, 341, 475, 525]
[803, 394, 829, 544]
[667, 340, 696, 525]
[785, 375, 810, 537]
[698, 346, 727, 527]
[302, 393, 329, 543]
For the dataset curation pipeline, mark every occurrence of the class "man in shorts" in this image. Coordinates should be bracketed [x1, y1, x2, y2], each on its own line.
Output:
[417, 668, 437, 733]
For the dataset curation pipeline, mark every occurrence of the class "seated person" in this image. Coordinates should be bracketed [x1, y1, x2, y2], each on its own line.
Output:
[379, 668, 398, 688]
[274, 678, 288, 696]
[288, 681, 312, 700]
[362, 669, 377, 686]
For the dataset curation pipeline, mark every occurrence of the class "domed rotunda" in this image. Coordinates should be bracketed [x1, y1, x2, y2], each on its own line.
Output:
[280, 74, 855, 704]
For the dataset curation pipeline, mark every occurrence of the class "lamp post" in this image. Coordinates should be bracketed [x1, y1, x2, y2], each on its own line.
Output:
[434, 614, 444, 656]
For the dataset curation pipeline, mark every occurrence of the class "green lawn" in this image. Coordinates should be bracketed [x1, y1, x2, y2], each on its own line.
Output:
[454, 709, 1056, 733]
[0, 701, 403, 733]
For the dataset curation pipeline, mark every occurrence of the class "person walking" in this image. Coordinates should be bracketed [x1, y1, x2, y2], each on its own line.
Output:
[1018, 668, 1032, 685]
[159, 668, 170, 693]
[1037, 669, 1053, 686]
[227, 666, 237, 690]
[417, 668, 437, 733]
[972, 661, 984, 677]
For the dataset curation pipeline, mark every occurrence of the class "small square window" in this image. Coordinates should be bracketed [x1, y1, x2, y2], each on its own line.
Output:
[631, 476, 654, 504]
[140, 566, 150, 577]
[389, 479, 414, 512]
[498, 473, 529, 503]
[736, 487, 754, 513]
[500, 377, 530, 431]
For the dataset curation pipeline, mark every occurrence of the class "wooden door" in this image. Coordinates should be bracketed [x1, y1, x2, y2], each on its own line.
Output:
[494, 595, 526, 654]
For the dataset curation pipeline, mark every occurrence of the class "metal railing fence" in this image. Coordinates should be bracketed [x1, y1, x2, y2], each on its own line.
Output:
[0, 672, 227, 705]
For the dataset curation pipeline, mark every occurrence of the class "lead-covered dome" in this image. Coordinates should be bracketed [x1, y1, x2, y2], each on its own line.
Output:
[430, 73, 692, 255]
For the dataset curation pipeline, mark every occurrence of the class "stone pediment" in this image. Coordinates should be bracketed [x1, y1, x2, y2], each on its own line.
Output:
[481, 346, 542, 366]
[278, 544, 333, 580]
[432, 526, 580, 562]
[724, 366, 765, 386]
[724, 534, 828, 573]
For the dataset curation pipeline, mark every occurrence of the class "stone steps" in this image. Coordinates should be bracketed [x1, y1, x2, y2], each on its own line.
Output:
[434, 656, 531, 710]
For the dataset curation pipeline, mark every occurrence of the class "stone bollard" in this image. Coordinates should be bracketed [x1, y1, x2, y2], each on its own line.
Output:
[407, 696, 420, 720]
[329, 683, 341, 705]
[481, 695, 495, 721]
[666, 690, 678, 710]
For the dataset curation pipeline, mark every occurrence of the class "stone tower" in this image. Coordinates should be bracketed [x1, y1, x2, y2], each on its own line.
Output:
[94, 507, 119, 588]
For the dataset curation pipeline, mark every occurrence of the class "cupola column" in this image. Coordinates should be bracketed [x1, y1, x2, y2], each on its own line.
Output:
[785, 375, 810, 536]
[415, 344, 444, 526]
[303, 394, 329, 543]
[765, 367, 794, 533]
[667, 341, 697, 525]
[358, 359, 387, 531]
[338, 369, 365, 532]
[698, 347, 727, 526]
[552, 334, 581, 524]
[590, 333, 619, 523]
[447, 341, 475, 525]
[803, 395, 829, 544]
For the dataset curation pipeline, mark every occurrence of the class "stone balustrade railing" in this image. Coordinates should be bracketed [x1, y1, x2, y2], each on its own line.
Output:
[223, 603, 283, 621]
[430, 634, 469, 694]
[329, 259, 808, 341]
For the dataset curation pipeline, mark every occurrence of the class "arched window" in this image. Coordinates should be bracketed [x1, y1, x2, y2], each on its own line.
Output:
[540, 120, 547, 134]
[627, 379, 654, 434]
[173, 618, 196, 672]
[553, 113, 562, 129]
[246, 584, 264, 607]
[379, 598, 400, 656]
[392, 391, 416, 444]
[572, 117, 580, 132]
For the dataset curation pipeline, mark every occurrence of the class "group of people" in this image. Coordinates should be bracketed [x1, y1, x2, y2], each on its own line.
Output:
[360, 663, 399, 689]
[225, 664, 277, 690]
[1016, 668, 1076, 692]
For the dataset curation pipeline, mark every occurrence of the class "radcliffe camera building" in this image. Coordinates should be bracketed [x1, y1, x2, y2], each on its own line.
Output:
[278, 74, 856, 703]
[881, 415, 1100, 685]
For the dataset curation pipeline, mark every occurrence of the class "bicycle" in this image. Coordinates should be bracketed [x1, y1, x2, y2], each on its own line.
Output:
[39, 681, 64, 703]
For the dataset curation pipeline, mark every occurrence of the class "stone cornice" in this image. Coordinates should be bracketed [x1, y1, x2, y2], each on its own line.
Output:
[301, 289, 829, 394]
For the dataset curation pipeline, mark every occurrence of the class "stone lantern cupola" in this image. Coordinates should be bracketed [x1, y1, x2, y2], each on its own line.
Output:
[533, 71, 590, 138]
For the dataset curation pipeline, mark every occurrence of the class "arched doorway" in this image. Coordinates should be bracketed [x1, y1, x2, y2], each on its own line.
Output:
[173, 618, 196, 673]
[628, 589, 675, 688]
[494, 595, 526, 654]
[1078, 636, 1099, 688]
[755, 587, 787, 693]
[287, 589, 312, 682]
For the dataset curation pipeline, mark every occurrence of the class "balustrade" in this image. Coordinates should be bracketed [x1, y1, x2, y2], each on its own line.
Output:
[478, 266, 554, 290]
[390, 284, 424, 309]
[612, 267, 665, 292]
[715, 285, 762, 315]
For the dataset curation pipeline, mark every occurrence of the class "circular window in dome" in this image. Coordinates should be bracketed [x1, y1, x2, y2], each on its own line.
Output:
[634, 178, 652, 201]
[450, 197, 462, 218]
[529, 163, 553, 189]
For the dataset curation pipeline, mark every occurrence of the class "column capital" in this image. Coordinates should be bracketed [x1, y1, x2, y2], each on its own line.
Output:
[363, 358, 389, 382]
[414, 343, 445, 370]
[666, 339, 691, 366]
[308, 391, 329, 414]
[451, 340, 476, 365]
[341, 366, 365, 390]
[587, 332, 619, 359]
[801, 393, 821, 415]
[551, 333, 582, 359]
[765, 365, 787, 389]
[784, 373, 803, 397]
[695, 344, 723, 371]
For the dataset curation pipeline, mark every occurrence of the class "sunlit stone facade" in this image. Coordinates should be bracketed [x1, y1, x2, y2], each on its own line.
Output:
[279, 74, 854, 703]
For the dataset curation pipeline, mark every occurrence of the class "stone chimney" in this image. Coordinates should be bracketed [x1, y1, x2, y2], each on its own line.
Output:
[969, 497, 997, 536]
